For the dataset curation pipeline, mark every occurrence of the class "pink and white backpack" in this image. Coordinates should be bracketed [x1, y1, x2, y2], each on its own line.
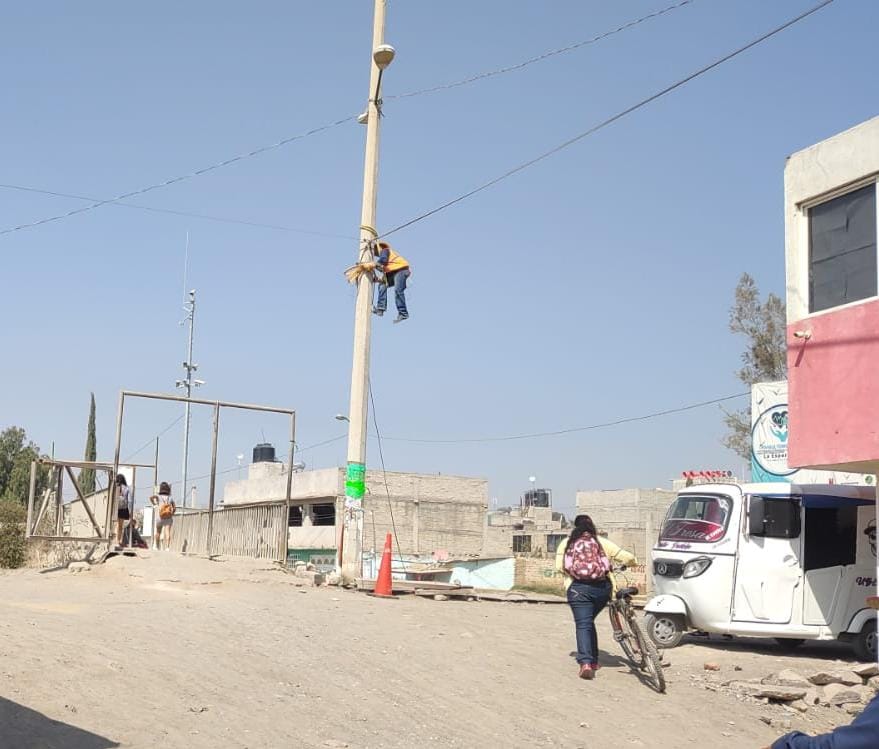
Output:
[563, 534, 611, 582]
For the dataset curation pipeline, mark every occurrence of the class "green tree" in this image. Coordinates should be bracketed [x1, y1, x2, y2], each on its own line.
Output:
[722, 273, 788, 459]
[80, 393, 97, 495]
[0, 498, 27, 568]
[0, 426, 49, 504]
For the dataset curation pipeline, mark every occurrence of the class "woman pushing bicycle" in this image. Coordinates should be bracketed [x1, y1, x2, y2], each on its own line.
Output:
[555, 515, 638, 680]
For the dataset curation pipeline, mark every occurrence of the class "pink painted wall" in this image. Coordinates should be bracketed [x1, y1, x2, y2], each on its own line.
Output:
[787, 299, 879, 470]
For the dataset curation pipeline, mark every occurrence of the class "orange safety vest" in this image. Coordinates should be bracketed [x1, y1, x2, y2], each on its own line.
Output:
[381, 245, 409, 273]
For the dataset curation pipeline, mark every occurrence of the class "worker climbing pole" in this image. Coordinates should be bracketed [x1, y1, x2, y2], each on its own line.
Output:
[345, 240, 412, 324]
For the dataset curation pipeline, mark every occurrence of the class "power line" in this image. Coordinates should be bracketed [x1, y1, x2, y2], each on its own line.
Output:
[122, 415, 185, 463]
[379, 0, 836, 239]
[383, 392, 749, 444]
[368, 379, 406, 571]
[0, 1, 695, 242]
[389, 0, 697, 100]
[296, 434, 347, 453]
[0, 184, 356, 240]
[0, 114, 357, 237]
[0, 1, 699, 242]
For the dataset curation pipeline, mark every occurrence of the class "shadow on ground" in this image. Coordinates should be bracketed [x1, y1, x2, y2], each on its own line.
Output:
[677, 633, 855, 662]
[0, 697, 119, 749]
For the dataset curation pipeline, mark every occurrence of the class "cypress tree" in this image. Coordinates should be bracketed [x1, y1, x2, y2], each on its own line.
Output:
[80, 393, 97, 495]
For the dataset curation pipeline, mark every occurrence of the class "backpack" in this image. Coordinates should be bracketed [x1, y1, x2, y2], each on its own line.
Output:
[563, 534, 611, 582]
[158, 500, 174, 519]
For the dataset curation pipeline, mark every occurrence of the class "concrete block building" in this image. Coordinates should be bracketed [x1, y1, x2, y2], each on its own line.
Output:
[576, 487, 676, 592]
[223, 461, 489, 564]
[784, 116, 879, 476]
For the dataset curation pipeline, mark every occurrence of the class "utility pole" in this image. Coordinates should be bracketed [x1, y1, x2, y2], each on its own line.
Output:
[176, 289, 204, 507]
[341, 0, 396, 582]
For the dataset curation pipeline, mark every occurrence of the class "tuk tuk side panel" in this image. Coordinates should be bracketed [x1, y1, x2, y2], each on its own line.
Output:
[831, 505, 878, 635]
[732, 494, 803, 625]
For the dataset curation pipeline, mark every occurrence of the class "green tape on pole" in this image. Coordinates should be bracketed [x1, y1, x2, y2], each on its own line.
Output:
[345, 462, 366, 507]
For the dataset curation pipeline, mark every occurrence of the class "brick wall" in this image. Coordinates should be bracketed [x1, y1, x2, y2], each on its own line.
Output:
[514, 557, 565, 591]
[362, 471, 488, 557]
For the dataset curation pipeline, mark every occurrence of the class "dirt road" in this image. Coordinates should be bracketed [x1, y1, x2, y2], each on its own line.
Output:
[0, 554, 860, 748]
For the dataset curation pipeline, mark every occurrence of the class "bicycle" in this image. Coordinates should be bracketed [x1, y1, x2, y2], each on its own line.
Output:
[606, 566, 666, 693]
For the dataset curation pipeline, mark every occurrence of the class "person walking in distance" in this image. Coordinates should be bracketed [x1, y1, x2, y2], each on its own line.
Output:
[555, 515, 637, 679]
[371, 241, 411, 323]
[114, 473, 131, 548]
[150, 482, 176, 550]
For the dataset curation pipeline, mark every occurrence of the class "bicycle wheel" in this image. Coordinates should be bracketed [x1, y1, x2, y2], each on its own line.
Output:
[629, 613, 667, 693]
[610, 605, 641, 666]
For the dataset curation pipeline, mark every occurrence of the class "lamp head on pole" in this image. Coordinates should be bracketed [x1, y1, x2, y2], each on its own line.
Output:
[373, 44, 396, 70]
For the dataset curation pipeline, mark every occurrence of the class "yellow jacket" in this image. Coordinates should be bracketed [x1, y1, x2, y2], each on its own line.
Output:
[554, 535, 638, 593]
[377, 243, 409, 273]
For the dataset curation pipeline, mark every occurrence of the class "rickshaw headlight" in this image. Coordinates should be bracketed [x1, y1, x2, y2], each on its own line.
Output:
[682, 556, 712, 579]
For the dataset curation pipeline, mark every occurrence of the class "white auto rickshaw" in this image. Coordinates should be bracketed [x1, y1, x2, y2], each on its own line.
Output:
[643, 483, 878, 660]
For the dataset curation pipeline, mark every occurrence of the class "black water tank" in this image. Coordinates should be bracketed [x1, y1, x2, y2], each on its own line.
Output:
[252, 443, 276, 464]
[524, 489, 550, 507]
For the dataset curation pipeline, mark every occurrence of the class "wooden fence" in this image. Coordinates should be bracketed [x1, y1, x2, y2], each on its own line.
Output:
[169, 502, 287, 562]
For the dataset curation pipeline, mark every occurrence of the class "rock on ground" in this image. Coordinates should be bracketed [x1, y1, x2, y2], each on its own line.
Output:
[852, 663, 879, 679]
[808, 670, 862, 687]
[822, 683, 872, 706]
[730, 681, 807, 702]
[763, 669, 811, 689]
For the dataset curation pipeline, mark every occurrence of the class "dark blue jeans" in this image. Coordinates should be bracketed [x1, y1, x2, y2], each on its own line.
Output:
[376, 268, 410, 317]
[567, 579, 612, 666]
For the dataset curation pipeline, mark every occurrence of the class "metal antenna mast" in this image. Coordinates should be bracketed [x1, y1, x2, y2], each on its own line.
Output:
[175, 235, 204, 507]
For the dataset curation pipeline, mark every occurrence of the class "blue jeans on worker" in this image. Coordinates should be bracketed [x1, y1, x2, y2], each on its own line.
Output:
[567, 578, 612, 666]
[375, 268, 410, 318]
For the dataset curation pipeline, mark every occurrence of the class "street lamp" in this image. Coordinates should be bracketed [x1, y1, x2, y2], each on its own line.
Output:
[335, 414, 350, 423]
[373, 44, 395, 70]
[358, 43, 396, 125]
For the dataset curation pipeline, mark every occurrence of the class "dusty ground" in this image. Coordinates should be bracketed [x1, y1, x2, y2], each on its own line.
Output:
[0, 554, 863, 749]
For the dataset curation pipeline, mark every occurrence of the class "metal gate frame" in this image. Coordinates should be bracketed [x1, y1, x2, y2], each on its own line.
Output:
[111, 390, 296, 558]
[25, 458, 153, 543]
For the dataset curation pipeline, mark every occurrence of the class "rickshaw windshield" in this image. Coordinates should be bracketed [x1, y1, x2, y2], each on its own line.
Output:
[660, 494, 733, 543]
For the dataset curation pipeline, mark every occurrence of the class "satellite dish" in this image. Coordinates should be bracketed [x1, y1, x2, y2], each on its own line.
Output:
[528, 476, 537, 483]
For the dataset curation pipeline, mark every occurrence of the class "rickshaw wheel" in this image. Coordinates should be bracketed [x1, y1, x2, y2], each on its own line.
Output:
[853, 623, 877, 662]
[644, 613, 685, 649]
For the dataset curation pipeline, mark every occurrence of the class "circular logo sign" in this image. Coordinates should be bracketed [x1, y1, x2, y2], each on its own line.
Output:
[752, 404, 796, 477]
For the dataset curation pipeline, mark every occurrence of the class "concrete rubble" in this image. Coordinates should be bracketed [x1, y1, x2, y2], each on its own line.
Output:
[691, 663, 878, 726]
[807, 670, 862, 687]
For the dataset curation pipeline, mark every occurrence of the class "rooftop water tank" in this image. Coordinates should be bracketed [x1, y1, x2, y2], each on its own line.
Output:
[252, 443, 276, 464]
[523, 489, 551, 508]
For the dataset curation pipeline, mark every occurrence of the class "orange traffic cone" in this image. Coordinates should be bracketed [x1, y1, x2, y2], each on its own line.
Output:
[371, 533, 395, 598]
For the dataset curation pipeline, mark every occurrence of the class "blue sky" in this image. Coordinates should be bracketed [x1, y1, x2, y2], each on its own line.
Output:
[1, 0, 876, 517]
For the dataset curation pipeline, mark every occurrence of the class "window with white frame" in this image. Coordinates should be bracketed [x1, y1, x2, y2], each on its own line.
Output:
[808, 183, 877, 313]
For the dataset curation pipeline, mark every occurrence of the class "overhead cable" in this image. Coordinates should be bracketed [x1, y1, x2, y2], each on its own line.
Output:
[0, 114, 357, 236]
[0, 1, 699, 239]
[0, 183, 355, 240]
[379, 0, 836, 239]
[390, 0, 697, 100]
[383, 392, 749, 444]
[122, 415, 185, 463]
